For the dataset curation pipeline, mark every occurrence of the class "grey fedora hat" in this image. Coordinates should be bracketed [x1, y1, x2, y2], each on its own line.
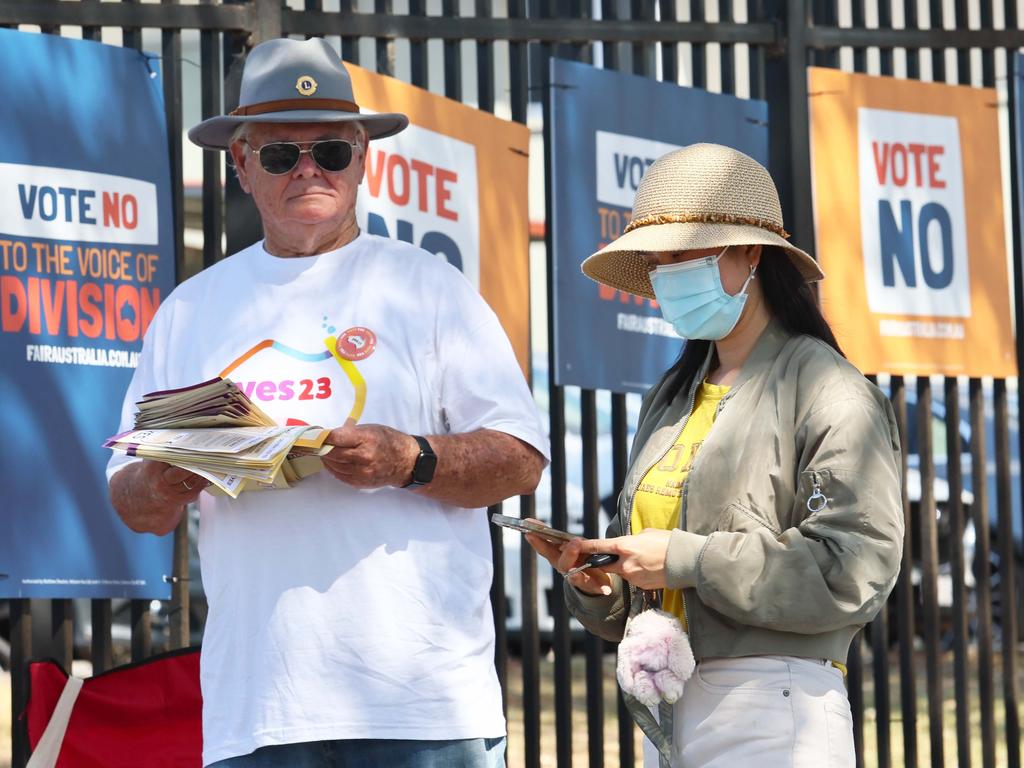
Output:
[188, 37, 409, 150]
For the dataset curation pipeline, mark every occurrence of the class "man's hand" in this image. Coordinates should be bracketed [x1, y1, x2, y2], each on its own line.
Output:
[109, 460, 209, 536]
[321, 424, 420, 489]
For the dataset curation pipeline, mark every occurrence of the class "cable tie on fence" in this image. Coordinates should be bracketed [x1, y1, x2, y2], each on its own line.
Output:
[141, 51, 202, 79]
[162, 574, 189, 584]
[528, 82, 577, 91]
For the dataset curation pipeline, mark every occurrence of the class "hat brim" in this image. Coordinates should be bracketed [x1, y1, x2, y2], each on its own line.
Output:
[187, 110, 409, 150]
[581, 222, 824, 300]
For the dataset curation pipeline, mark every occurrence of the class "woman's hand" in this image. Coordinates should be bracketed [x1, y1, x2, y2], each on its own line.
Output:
[573, 528, 673, 591]
[522, 519, 614, 596]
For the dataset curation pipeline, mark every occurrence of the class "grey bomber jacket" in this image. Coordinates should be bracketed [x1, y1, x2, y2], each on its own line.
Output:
[565, 320, 904, 663]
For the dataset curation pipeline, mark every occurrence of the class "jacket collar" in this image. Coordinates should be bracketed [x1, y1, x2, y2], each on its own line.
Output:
[728, 317, 792, 393]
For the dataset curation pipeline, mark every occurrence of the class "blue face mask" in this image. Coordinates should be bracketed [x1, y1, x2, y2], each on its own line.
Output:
[650, 247, 757, 341]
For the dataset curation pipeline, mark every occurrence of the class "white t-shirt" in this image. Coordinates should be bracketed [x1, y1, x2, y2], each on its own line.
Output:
[107, 234, 549, 766]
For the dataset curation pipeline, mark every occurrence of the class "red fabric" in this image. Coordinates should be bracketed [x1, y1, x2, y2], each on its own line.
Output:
[26, 647, 202, 768]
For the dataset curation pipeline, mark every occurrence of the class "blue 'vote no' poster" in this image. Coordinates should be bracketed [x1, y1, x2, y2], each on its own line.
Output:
[0, 29, 176, 598]
[548, 58, 769, 394]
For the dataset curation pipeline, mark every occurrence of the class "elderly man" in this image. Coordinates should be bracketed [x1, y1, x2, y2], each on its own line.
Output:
[108, 37, 547, 768]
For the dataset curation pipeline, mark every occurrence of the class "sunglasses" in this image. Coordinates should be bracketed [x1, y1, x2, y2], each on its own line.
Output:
[244, 139, 361, 175]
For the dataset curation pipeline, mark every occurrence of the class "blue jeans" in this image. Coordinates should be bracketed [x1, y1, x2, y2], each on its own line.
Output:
[209, 737, 507, 768]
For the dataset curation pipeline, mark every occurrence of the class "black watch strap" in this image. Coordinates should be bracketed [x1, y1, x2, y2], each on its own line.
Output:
[403, 435, 437, 488]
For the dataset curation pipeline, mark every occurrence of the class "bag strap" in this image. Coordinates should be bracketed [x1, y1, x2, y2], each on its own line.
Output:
[622, 692, 673, 764]
[26, 675, 84, 768]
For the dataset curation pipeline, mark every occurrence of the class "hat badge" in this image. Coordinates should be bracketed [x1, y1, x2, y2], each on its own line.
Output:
[295, 75, 318, 96]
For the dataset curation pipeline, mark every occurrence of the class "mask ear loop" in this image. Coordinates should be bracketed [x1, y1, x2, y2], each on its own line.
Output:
[739, 262, 757, 295]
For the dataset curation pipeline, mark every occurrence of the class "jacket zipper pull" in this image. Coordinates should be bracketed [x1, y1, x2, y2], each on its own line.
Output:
[807, 476, 828, 513]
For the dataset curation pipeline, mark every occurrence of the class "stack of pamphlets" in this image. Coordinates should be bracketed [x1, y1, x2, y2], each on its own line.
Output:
[104, 378, 331, 498]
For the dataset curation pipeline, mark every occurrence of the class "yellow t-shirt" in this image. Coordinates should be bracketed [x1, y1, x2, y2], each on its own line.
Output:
[631, 380, 730, 628]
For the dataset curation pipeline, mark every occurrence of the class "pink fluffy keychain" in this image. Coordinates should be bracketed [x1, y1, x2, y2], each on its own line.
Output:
[616, 608, 696, 707]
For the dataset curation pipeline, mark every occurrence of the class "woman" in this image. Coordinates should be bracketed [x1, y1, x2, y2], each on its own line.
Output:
[527, 144, 903, 768]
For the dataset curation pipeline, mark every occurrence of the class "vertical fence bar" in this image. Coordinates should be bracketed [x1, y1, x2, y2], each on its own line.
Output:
[490, 503, 509, 721]
[407, 0, 427, 86]
[223, 0, 261, 254]
[519, 490, 542, 768]
[476, 1, 495, 111]
[808, 4, 836, 80]
[581, 390, 604, 768]
[338, 0, 358, 62]
[162, 0, 186, 282]
[904, 0, 920, 80]
[541, 3, 573, 762]
[50, 599, 73, 670]
[944, 377, 972, 768]
[442, 0, 462, 97]
[878, 0, 893, 75]
[969, 378, 996, 768]
[979, 0, 994, 88]
[870, 427, 893, 768]
[120, 13, 148, 678]
[953, 0, 969, 83]
[169, 520, 190, 649]
[917, 377, 945, 768]
[600, 0, 619, 70]
[91, 598, 113, 673]
[719, 0, 735, 92]
[851, 0, 866, 72]
[201, 0, 224, 270]
[849, 383, 870, 768]
[764, 0, 815, 258]
[748, 0, 767, 100]
[688, 0, 706, 86]
[165, 0, 189, 616]
[471, 0, 508, 722]
[891, 375, 918, 768]
[131, 599, 152, 662]
[847, 626, 865, 767]
[610, 393, 634, 768]
[10, 599, 31, 768]
[507, 2, 540, 763]
[122, 0, 143, 51]
[1007, 2, 1023, 765]
[850, 362, 869, 768]
[994, 379, 1021, 768]
[928, 0, 945, 82]
[375, 0, 392, 75]
[658, 0, 677, 82]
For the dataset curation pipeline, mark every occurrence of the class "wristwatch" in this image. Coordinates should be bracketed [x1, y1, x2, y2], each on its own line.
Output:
[403, 435, 437, 488]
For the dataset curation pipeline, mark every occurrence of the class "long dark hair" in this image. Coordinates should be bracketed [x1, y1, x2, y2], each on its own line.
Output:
[665, 246, 843, 396]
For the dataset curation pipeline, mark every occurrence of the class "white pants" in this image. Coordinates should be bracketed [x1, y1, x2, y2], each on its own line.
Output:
[643, 655, 855, 768]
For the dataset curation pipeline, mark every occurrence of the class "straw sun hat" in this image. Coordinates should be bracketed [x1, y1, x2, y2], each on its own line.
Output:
[581, 143, 824, 300]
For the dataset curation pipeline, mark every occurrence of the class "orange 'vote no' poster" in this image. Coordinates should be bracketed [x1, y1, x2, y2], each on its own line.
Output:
[346, 64, 531, 376]
[808, 66, 1015, 377]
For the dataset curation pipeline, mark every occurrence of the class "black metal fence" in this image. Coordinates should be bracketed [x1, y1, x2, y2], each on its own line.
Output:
[1, 1, 1022, 767]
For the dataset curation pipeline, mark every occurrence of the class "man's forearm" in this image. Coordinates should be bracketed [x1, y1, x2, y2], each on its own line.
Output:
[417, 429, 544, 508]
[109, 461, 188, 536]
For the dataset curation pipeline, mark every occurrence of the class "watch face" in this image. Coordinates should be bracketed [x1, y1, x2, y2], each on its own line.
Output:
[413, 451, 438, 484]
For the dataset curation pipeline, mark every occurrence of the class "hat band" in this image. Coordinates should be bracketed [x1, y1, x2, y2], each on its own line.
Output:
[230, 97, 361, 116]
[624, 212, 790, 240]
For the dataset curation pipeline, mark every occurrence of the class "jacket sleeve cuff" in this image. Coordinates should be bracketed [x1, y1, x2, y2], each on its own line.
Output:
[564, 575, 625, 616]
[563, 576, 629, 642]
[664, 529, 709, 589]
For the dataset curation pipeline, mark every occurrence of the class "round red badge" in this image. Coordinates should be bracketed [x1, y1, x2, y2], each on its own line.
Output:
[336, 327, 377, 361]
